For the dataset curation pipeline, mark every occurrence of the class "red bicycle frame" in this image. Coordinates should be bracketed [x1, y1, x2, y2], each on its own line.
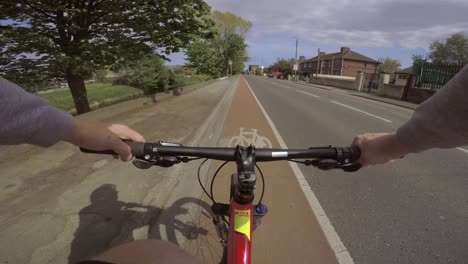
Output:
[227, 201, 253, 264]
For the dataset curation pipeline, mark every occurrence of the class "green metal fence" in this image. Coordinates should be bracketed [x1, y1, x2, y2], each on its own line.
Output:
[413, 61, 465, 90]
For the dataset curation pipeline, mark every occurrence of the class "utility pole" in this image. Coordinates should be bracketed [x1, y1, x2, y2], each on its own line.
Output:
[316, 48, 320, 76]
[262, 57, 264, 75]
[294, 38, 298, 81]
[228, 59, 233, 76]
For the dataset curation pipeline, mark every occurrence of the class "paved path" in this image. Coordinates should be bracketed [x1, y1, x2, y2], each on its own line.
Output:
[0, 78, 238, 264]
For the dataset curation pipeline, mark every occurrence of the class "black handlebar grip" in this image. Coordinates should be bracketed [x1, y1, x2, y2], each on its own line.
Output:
[349, 146, 361, 161]
[126, 141, 146, 157]
[79, 140, 147, 157]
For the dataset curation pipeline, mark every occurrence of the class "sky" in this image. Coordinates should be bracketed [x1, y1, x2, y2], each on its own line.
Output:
[168, 0, 468, 69]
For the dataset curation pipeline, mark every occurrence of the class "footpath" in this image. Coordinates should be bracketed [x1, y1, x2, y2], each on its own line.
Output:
[0, 78, 238, 264]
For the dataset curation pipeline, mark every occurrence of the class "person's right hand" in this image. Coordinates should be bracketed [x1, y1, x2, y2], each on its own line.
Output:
[64, 120, 145, 161]
[352, 132, 409, 167]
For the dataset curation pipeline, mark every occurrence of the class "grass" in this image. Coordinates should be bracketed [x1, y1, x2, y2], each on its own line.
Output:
[38, 83, 143, 112]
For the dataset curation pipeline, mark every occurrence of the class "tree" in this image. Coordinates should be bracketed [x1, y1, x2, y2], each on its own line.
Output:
[212, 11, 252, 37]
[255, 67, 263, 76]
[186, 33, 248, 77]
[378, 57, 401, 79]
[428, 33, 468, 65]
[268, 58, 295, 77]
[186, 11, 251, 78]
[128, 54, 167, 97]
[0, 1, 214, 114]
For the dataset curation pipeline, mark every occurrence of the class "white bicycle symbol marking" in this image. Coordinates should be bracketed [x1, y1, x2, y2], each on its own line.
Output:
[228, 128, 272, 148]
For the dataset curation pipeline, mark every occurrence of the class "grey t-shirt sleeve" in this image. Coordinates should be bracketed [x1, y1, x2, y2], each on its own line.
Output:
[396, 64, 468, 153]
[0, 77, 75, 147]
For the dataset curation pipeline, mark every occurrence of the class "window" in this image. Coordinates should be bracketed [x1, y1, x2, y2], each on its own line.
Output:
[363, 63, 367, 69]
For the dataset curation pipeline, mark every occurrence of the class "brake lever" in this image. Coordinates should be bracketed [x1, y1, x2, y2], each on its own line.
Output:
[133, 159, 154, 169]
[310, 159, 338, 170]
[311, 159, 361, 172]
[340, 163, 362, 172]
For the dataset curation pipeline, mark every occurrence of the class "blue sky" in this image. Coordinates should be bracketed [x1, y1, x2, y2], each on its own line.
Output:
[168, 0, 468, 69]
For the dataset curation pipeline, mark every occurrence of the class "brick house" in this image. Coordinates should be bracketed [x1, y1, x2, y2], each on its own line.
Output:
[299, 47, 379, 77]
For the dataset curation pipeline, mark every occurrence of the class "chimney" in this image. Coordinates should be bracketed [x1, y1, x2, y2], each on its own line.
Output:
[340, 47, 350, 54]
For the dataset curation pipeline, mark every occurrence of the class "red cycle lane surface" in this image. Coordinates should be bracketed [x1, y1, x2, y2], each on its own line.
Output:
[189, 76, 338, 264]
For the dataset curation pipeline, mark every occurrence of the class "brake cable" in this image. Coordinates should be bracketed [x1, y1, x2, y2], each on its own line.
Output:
[255, 164, 266, 205]
[197, 159, 215, 203]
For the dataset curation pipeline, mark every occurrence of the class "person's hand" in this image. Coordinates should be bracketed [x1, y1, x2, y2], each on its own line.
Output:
[352, 132, 409, 166]
[64, 120, 145, 161]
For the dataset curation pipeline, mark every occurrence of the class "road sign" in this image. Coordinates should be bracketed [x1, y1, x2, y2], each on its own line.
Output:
[293, 64, 298, 71]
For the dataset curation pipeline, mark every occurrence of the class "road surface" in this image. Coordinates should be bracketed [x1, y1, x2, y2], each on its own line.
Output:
[244, 75, 468, 264]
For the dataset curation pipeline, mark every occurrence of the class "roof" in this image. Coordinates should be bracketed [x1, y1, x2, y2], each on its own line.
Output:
[396, 67, 413, 74]
[304, 51, 379, 64]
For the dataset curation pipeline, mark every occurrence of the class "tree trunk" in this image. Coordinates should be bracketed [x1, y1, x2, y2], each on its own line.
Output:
[67, 74, 90, 114]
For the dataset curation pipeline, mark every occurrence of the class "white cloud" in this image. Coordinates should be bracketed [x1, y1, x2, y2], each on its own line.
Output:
[205, 0, 468, 50]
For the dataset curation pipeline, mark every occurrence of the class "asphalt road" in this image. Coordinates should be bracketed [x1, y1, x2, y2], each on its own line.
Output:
[244, 75, 468, 264]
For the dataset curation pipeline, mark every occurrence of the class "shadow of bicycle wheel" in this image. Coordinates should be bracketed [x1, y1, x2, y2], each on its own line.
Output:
[69, 185, 225, 264]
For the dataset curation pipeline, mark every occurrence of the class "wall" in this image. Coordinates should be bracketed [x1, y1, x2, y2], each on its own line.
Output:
[394, 73, 409, 86]
[406, 87, 436, 103]
[315, 74, 355, 80]
[309, 76, 355, 90]
[382, 84, 404, 99]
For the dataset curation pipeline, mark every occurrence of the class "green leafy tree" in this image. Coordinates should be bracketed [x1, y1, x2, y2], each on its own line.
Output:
[0, 0, 214, 114]
[268, 58, 295, 76]
[212, 11, 252, 37]
[378, 57, 401, 78]
[186, 11, 250, 77]
[428, 33, 468, 64]
[127, 54, 167, 96]
[255, 67, 263, 76]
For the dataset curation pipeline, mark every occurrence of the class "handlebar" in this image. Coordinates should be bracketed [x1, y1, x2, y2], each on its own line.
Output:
[80, 141, 361, 171]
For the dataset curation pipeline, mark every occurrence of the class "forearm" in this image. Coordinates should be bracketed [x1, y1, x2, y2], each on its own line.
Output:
[396, 65, 468, 153]
[0, 78, 74, 147]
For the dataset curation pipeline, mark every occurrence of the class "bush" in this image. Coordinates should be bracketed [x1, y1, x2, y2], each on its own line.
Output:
[115, 54, 168, 95]
[112, 74, 131, 86]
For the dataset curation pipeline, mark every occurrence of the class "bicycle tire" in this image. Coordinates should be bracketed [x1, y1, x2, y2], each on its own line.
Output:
[149, 197, 226, 264]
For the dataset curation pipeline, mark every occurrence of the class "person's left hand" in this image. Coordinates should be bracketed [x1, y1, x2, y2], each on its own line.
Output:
[64, 120, 145, 161]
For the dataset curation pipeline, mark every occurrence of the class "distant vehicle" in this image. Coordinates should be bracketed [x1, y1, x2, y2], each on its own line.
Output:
[274, 72, 283, 78]
[267, 73, 274, 78]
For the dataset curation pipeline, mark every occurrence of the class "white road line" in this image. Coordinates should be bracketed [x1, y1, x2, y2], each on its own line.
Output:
[298, 90, 320, 98]
[243, 76, 354, 264]
[331, 100, 392, 123]
[265, 80, 320, 98]
[457, 147, 468, 154]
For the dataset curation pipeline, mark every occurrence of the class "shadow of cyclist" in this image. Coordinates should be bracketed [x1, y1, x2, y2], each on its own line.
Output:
[68, 185, 214, 264]
[68, 184, 162, 263]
